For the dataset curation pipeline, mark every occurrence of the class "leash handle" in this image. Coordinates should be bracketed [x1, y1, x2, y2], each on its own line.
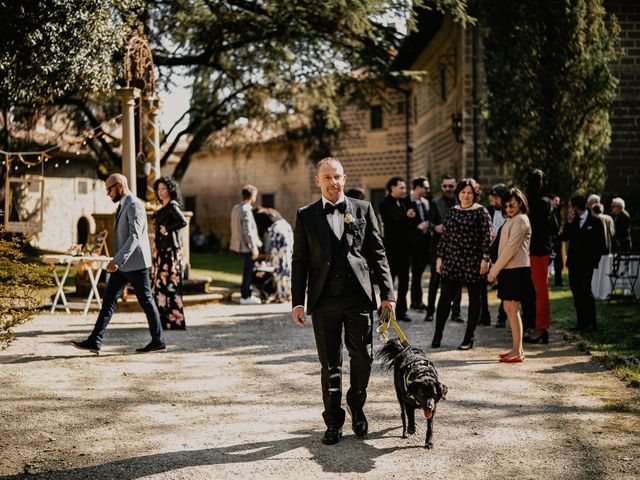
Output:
[376, 306, 410, 348]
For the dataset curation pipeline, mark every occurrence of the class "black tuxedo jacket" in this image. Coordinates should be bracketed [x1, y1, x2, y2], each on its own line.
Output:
[379, 195, 412, 249]
[560, 212, 607, 269]
[292, 197, 395, 313]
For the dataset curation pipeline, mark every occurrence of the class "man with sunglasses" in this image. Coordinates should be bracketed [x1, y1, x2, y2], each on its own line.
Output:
[71, 173, 165, 354]
[425, 175, 462, 323]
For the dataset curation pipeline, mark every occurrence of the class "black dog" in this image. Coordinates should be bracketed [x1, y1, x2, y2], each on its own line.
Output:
[377, 339, 447, 449]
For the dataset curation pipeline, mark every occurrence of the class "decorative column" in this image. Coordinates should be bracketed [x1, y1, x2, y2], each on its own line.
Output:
[117, 87, 141, 196]
[144, 96, 162, 202]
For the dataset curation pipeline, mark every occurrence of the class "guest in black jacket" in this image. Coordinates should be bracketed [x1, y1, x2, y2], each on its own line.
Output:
[379, 176, 413, 322]
[611, 197, 632, 253]
[152, 177, 188, 330]
[559, 195, 607, 332]
[407, 176, 431, 311]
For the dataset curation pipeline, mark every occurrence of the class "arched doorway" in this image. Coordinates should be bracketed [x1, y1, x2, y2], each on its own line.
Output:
[77, 217, 90, 246]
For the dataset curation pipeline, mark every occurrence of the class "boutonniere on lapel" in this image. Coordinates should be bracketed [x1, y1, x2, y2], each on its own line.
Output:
[587, 226, 593, 230]
[344, 214, 355, 225]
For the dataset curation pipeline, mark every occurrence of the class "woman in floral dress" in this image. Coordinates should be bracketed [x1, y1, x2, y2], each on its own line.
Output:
[152, 177, 187, 330]
[431, 178, 493, 350]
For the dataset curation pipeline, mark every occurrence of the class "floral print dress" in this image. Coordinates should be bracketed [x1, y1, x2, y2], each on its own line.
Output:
[268, 219, 294, 301]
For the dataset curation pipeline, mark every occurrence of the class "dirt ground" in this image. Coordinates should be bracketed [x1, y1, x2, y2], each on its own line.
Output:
[1, 300, 639, 479]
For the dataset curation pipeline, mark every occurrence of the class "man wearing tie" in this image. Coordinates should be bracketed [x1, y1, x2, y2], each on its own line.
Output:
[408, 176, 431, 310]
[379, 176, 413, 322]
[292, 158, 395, 445]
[560, 195, 607, 332]
[71, 174, 165, 354]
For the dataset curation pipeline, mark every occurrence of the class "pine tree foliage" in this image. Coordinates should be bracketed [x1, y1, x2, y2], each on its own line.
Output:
[0, 225, 51, 349]
[483, 0, 620, 195]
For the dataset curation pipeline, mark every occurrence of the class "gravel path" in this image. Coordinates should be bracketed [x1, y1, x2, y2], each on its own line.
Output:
[1, 301, 638, 479]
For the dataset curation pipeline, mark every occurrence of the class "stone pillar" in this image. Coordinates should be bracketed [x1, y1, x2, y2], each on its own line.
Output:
[117, 87, 141, 196]
[144, 96, 162, 202]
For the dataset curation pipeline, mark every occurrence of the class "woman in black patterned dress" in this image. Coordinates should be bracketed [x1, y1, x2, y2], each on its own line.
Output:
[152, 177, 187, 330]
[431, 178, 492, 350]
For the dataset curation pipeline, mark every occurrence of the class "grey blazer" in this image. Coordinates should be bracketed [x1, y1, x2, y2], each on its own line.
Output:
[229, 202, 262, 253]
[112, 193, 153, 272]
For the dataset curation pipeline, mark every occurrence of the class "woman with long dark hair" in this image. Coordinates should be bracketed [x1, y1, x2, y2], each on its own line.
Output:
[431, 178, 492, 350]
[523, 169, 553, 343]
[152, 176, 187, 330]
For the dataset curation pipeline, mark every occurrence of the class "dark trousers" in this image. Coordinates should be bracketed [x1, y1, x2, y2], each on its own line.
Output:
[311, 293, 373, 428]
[88, 268, 164, 347]
[410, 236, 430, 306]
[568, 263, 597, 330]
[434, 278, 482, 343]
[240, 252, 254, 299]
[427, 253, 461, 317]
[521, 299, 536, 331]
[387, 246, 410, 317]
[553, 243, 564, 286]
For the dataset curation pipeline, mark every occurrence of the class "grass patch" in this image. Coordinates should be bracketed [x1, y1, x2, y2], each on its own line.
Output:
[549, 277, 640, 387]
[189, 252, 242, 288]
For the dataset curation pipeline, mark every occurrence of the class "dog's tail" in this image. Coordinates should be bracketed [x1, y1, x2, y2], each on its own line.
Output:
[376, 338, 405, 371]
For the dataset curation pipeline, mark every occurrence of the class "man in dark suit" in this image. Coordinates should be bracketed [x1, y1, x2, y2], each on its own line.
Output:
[292, 157, 395, 446]
[71, 174, 165, 354]
[407, 176, 431, 311]
[379, 176, 413, 322]
[560, 195, 607, 332]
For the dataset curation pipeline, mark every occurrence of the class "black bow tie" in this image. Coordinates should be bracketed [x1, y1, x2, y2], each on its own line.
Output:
[324, 201, 346, 215]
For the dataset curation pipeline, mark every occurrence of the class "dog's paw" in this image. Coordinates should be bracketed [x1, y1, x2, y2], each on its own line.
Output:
[424, 442, 433, 449]
[407, 426, 416, 435]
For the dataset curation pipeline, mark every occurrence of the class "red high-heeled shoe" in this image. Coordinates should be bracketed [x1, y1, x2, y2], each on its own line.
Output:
[500, 354, 525, 363]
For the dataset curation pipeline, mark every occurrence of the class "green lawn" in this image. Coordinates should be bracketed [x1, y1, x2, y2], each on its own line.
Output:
[549, 278, 640, 387]
[189, 251, 242, 288]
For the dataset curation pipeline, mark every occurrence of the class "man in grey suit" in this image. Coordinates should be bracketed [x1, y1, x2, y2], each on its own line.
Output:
[229, 184, 262, 305]
[71, 174, 165, 354]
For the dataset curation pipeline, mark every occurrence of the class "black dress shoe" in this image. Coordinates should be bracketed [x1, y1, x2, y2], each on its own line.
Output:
[458, 338, 474, 350]
[70, 339, 100, 354]
[397, 315, 412, 323]
[135, 342, 167, 353]
[351, 411, 368, 438]
[410, 303, 427, 311]
[321, 426, 343, 445]
[424, 313, 434, 322]
[478, 318, 491, 326]
[451, 315, 464, 323]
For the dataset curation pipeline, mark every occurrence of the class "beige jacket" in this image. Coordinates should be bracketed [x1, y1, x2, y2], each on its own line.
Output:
[489, 213, 531, 278]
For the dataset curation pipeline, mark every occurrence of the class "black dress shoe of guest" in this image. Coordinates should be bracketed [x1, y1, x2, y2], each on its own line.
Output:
[424, 313, 434, 322]
[410, 303, 427, 311]
[398, 315, 412, 323]
[351, 411, 368, 438]
[457, 338, 474, 350]
[321, 426, 343, 445]
[451, 315, 464, 323]
[70, 339, 100, 354]
[135, 342, 167, 353]
[478, 317, 491, 326]
[523, 330, 548, 344]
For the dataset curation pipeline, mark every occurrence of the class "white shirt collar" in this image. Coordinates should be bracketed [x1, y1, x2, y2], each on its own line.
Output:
[322, 193, 346, 208]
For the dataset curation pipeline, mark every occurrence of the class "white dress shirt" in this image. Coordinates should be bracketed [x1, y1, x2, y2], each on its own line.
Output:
[322, 194, 346, 239]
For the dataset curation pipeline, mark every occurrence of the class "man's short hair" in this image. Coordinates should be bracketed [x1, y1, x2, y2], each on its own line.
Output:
[242, 184, 258, 200]
[587, 194, 601, 205]
[570, 195, 587, 211]
[611, 197, 625, 209]
[490, 183, 508, 199]
[412, 176, 429, 190]
[386, 176, 406, 193]
[441, 175, 456, 183]
[317, 157, 344, 173]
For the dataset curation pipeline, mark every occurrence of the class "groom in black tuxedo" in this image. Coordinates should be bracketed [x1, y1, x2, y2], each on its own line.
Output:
[292, 157, 396, 445]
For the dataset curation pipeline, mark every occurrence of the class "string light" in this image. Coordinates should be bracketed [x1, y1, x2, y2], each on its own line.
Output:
[65, 159, 70, 164]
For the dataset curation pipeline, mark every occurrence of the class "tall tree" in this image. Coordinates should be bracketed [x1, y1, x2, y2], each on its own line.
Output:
[483, 0, 620, 195]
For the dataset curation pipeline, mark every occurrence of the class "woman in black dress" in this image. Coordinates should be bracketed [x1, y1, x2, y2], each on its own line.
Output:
[431, 178, 492, 350]
[152, 177, 187, 330]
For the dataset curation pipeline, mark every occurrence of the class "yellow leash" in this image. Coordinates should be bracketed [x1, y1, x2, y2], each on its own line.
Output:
[376, 307, 410, 348]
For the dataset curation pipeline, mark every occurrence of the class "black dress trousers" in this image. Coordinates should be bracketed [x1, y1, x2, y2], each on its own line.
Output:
[311, 290, 373, 429]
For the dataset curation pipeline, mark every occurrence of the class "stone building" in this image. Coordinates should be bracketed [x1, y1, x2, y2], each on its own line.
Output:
[169, 3, 639, 243]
